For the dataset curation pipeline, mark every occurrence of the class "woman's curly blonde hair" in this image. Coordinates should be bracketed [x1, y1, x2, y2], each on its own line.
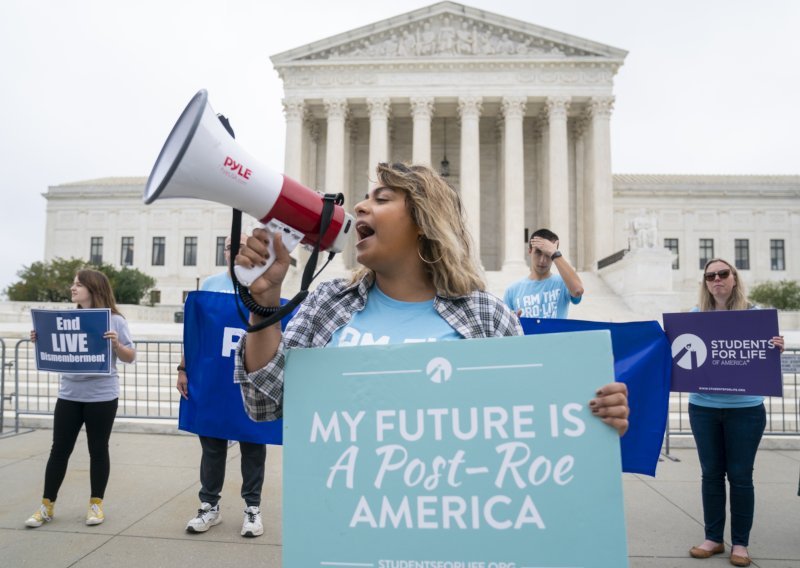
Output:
[350, 162, 485, 297]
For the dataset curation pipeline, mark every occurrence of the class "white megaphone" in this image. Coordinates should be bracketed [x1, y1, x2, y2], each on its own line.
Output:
[143, 89, 354, 286]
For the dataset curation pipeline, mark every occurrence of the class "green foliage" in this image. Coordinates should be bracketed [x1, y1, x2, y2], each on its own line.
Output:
[109, 266, 156, 305]
[749, 280, 800, 310]
[5, 258, 86, 302]
[4, 258, 156, 305]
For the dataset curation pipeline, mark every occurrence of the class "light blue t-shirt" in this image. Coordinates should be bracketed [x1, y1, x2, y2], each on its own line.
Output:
[328, 285, 461, 347]
[201, 271, 235, 293]
[688, 305, 764, 409]
[503, 273, 581, 319]
[59, 313, 133, 402]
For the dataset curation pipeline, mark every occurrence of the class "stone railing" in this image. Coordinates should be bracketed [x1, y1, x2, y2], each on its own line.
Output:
[596, 249, 627, 270]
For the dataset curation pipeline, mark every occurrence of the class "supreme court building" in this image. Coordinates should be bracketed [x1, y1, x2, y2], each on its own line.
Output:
[42, 2, 800, 309]
[272, 1, 621, 275]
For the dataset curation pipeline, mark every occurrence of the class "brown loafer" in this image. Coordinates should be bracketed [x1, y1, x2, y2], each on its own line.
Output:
[729, 553, 751, 567]
[689, 542, 725, 558]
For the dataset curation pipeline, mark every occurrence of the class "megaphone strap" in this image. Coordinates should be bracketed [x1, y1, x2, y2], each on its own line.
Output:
[209, 110, 344, 331]
[213, 110, 341, 333]
[230, 192, 342, 333]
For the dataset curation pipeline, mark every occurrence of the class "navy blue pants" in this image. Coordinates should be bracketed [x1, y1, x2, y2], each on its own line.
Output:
[198, 436, 266, 507]
[689, 403, 766, 546]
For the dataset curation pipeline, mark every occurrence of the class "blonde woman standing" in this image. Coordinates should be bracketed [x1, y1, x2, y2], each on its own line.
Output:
[688, 259, 784, 567]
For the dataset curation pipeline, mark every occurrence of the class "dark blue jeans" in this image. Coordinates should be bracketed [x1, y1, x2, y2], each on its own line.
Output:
[689, 403, 766, 546]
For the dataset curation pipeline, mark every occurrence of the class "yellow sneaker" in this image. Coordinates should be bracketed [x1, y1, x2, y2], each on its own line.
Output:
[86, 498, 104, 525]
[25, 499, 54, 528]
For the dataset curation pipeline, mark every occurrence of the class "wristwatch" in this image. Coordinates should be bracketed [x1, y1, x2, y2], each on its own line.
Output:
[176, 365, 186, 373]
[550, 250, 563, 261]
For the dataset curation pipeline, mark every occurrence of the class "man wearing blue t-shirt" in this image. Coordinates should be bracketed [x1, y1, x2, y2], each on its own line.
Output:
[503, 228, 584, 319]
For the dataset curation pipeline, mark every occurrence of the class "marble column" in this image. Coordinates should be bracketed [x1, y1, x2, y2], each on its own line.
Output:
[280, 99, 307, 288]
[546, 96, 571, 259]
[367, 97, 391, 186]
[322, 98, 349, 276]
[587, 97, 614, 268]
[493, 116, 505, 269]
[458, 96, 482, 258]
[531, 117, 545, 232]
[572, 117, 588, 270]
[343, 116, 358, 268]
[302, 112, 319, 190]
[282, 98, 305, 181]
[323, 98, 348, 195]
[293, 111, 319, 281]
[345, 114, 357, 207]
[536, 113, 550, 229]
[410, 97, 434, 165]
[501, 96, 527, 271]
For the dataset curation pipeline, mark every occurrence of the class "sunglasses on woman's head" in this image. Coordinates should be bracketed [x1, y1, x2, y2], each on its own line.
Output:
[704, 269, 731, 282]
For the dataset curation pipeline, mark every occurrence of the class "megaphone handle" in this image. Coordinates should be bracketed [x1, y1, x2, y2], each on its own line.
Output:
[233, 220, 304, 287]
[233, 259, 272, 288]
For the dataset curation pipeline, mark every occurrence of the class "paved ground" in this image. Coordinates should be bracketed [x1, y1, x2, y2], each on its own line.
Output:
[0, 428, 798, 568]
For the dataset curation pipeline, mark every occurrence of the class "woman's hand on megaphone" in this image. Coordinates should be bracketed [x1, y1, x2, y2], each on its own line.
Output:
[236, 228, 292, 303]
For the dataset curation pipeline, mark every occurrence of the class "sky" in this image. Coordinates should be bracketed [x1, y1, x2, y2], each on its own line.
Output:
[1, 0, 798, 296]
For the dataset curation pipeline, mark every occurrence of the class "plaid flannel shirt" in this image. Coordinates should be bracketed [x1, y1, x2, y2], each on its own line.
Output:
[234, 273, 522, 421]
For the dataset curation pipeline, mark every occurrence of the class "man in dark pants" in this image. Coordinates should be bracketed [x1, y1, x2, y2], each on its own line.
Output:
[176, 235, 266, 537]
[185, 434, 265, 536]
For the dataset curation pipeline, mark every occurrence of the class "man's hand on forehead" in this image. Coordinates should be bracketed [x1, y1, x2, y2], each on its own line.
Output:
[530, 236, 558, 255]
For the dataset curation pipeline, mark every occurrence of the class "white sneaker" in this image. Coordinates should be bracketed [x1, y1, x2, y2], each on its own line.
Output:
[185, 502, 221, 533]
[25, 500, 54, 528]
[241, 505, 263, 537]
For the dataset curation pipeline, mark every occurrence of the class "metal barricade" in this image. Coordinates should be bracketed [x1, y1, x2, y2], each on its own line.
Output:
[664, 348, 800, 457]
[0, 338, 6, 434]
[12, 339, 183, 422]
[119, 340, 183, 418]
[7, 337, 800, 445]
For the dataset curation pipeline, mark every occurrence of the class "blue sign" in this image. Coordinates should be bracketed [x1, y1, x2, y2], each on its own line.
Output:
[31, 309, 111, 374]
[663, 309, 782, 396]
[179, 291, 284, 445]
[283, 331, 628, 567]
[520, 317, 671, 477]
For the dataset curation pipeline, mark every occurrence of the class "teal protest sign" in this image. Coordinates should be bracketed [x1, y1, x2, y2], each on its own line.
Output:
[284, 331, 628, 568]
[31, 309, 111, 374]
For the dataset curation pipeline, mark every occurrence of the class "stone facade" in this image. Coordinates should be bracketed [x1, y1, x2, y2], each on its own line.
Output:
[41, 176, 800, 309]
[42, 177, 260, 305]
[272, 1, 625, 277]
[39, 3, 800, 309]
[613, 175, 800, 300]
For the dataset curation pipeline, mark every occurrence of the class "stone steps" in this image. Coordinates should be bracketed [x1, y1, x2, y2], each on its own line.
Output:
[569, 271, 646, 322]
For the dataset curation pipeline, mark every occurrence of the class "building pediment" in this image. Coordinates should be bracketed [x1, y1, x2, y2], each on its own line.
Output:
[271, 1, 627, 66]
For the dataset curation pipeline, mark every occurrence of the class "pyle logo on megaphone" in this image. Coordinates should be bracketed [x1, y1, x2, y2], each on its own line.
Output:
[143, 89, 354, 286]
[222, 156, 252, 181]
